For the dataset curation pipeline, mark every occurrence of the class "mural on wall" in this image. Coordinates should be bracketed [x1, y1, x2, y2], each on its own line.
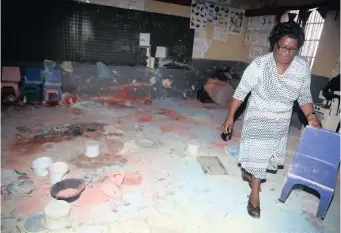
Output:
[190, 1, 207, 29]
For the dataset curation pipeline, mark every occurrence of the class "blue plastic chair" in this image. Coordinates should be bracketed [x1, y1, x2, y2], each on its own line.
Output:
[279, 126, 340, 219]
[21, 68, 43, 101]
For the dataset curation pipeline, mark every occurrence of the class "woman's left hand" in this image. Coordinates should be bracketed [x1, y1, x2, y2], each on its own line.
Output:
[307, 114, 322, 129]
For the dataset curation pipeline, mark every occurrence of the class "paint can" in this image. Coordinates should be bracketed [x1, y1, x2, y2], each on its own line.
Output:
[186, 140, 200, 155]
[31, 157, 54, 177]
[48, 162, 69, 185]
[85, 140, 100, 158]
[42, 200, 71, 231]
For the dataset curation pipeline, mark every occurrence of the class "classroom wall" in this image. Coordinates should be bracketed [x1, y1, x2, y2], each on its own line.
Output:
[144, 0, 252, 62]
[311, 10, 340, 78]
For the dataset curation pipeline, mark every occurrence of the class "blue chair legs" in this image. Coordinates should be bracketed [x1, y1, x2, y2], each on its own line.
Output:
[279, 178, 295, 203]
[316, 190, 333, 219]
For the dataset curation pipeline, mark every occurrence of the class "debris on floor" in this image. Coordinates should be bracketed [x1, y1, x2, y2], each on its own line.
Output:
[1, 99, 339, 233]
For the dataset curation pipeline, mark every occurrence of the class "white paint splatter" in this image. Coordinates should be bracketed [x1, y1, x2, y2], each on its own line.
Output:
[132, 79, 136, 83]
[153, 87, 157, 91]
[112, 70, 118, 75]
[150, 76, 156, 85]
[162, 79, 172, 88]
[191, 85, 195, 90]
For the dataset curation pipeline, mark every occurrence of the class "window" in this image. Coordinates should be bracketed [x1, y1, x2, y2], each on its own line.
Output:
[289, 9, 325, 69]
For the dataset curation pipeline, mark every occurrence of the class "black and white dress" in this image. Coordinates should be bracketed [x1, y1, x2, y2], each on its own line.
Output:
[233, 52, 313, 179]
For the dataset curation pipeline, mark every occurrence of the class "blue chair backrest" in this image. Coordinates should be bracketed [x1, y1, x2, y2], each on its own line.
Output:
[43, 70, 62, 84]
[24, 68, 42, 82]
[290, 126, 340, 189]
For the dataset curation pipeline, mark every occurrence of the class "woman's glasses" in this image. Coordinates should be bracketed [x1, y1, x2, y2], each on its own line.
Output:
[276, 42, 298, 53]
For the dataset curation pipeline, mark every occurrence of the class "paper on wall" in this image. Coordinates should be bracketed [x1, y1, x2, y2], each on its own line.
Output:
[228, 8, 244, 35]
[249, 47, 263, 59]
[149, 57, 155, 68]
[195, 30, 207, 39]
[146, 47, 150, 57]
[204, 39, 212, 52]
[258, 15, 276, 30]
[155, 46, 167, 58]
[192, 37, 206, 58]
[213, 26, 229, 41]
[139, 33, 150, 47]
[190, 2, 207, 29]
[129, 0, 145, 10]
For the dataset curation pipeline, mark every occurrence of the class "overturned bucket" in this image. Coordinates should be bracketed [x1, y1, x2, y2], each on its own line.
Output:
[48, 162, 69, 185]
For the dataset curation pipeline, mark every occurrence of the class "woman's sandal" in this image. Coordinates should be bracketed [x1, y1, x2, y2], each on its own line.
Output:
[247, 201, 261, 219]
[242, 172, 262, 192]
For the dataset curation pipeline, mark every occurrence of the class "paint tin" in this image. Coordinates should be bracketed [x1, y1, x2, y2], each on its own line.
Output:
[186, 140, 200, 155]
[48, 162, 69, 185]
[85, 141, 100, 158]
[43, 200, 71, 231]
[31, 157, 54, 177]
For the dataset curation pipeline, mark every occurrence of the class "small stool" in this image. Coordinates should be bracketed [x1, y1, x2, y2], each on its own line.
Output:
[21, 83, 42, 102]
[1, 82, 19, 102]
[43, 85, 62, 105]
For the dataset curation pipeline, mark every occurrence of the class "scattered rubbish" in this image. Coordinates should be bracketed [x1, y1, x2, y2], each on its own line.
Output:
[100, 183, 122, 200]
[42, 142, 55, 151]
[1, 169, 35, 196]
[24, 212, 44, 232]
[135, 139, 154, 148]
[162, 79, 172, 88]
[122, 172, 142, 186]
[32, 156, 54, 176]
[48, 162, 69, 185]
[106, 139, 124, 155]
[77, 225, 102, 233]
[151, 219, 184, 233]
[85, 141, 100, 158]
[186, 140, 200, 155]
[62, 92, 78, 106]
[96, 61, 115, 79]
[71, 100, 103, 109]
[51, 179, 85, 203]
[74, 154, 127, 169]
[43, 200, 71, 231]
[60, 61, 73, 73]
[224, 145, 239, 160]
[197, 156, 228, 175]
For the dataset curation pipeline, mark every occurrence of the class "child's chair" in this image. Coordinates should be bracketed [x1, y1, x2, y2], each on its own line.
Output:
[279, 125, 340, 219]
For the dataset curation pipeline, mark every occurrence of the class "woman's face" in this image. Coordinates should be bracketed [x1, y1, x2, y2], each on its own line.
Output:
[273, 35, 299, 64]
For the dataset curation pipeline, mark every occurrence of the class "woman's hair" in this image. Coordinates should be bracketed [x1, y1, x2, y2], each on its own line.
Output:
[268, 21, 305, 51]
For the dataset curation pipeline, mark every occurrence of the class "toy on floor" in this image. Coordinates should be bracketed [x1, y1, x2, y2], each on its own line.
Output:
[279, 125, 340, 219]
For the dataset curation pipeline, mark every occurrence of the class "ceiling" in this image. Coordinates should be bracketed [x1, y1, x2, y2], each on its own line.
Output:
[153, 0, 339, 9]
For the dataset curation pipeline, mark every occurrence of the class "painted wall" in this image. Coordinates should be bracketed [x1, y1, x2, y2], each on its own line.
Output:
[311, 10, 340, 78]
[145, 0, 252, 62]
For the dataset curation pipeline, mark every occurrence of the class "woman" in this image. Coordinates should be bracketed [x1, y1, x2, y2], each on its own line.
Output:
[222, 21, 321, 218]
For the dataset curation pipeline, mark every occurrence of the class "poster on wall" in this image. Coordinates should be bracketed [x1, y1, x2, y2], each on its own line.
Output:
[129, 0, 145, 11]
[213, 26, 229, 41]
[208, 0, 232, 4]
[247, 17, 260, 31]
[228, 8, 244, 35]
[206, 3, 229, 25]
[249, 47, 263, 59]
[258, 15, 276, 30]
[244, 32, 270, 47]
[190, 1, 207, 29]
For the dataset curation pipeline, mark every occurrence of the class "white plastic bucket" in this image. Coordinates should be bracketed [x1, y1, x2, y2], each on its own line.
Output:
[85, 141, 100, 158]
[43, 200, 71, 230]
[48, 162, 69, 185]
[186, 140, 200, 155]
[31, 157, 54, 176]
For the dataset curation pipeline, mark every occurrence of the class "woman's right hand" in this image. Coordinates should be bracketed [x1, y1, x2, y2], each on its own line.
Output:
[221, 118, 234, 134]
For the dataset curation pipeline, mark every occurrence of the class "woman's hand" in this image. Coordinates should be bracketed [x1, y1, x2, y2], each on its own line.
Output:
[307, 114, 322, 129]
[222, 118, 234, 134]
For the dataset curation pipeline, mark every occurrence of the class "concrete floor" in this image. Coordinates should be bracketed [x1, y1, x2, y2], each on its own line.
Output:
[1, 99, 340, 233]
